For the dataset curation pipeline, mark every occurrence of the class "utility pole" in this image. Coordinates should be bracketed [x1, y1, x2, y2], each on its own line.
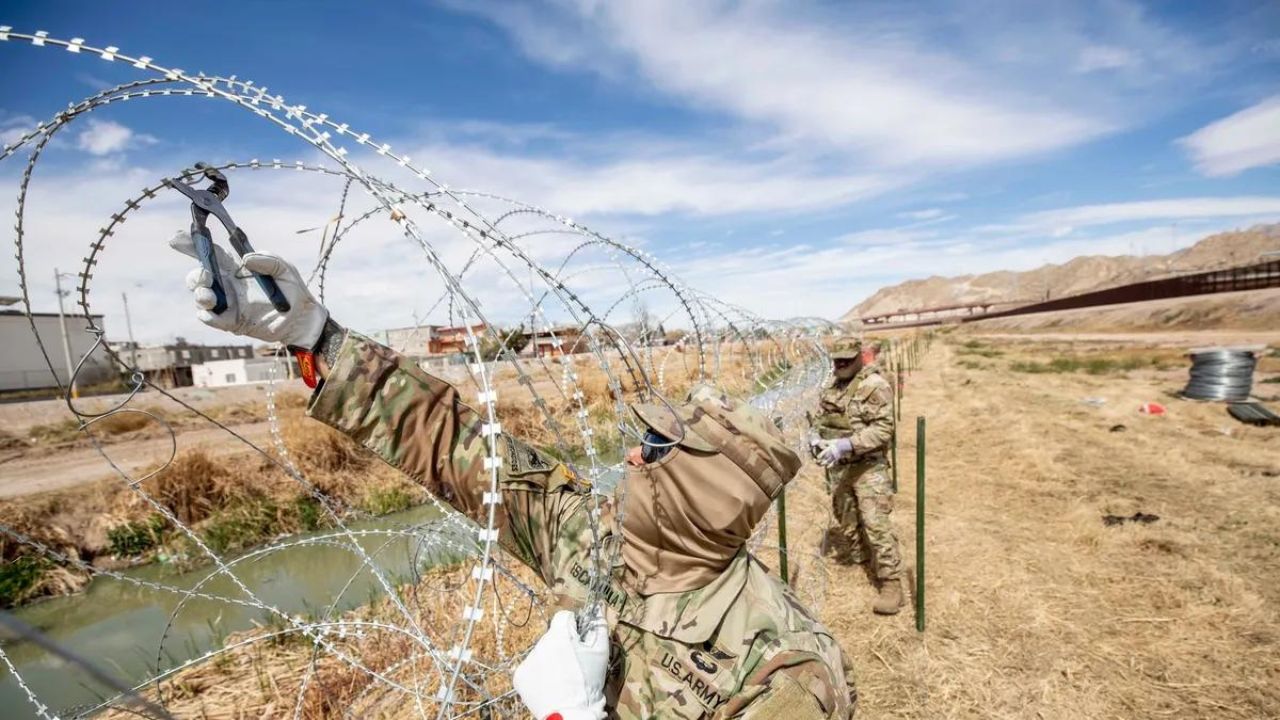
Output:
[54, 268, 78, 398]
[121, 292, 138, 370]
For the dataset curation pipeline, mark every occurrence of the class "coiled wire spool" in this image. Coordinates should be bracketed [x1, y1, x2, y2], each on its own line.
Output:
[1182, 349, 1257, 401]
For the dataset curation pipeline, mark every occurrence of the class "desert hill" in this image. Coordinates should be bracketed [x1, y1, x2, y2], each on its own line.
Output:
[842, 224, 1280, 322]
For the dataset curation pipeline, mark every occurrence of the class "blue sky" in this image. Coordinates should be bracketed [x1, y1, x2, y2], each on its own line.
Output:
[1, 1, 1279, 343]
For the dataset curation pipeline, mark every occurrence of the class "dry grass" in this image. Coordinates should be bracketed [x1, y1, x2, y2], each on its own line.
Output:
[787, 335, 1280, 718]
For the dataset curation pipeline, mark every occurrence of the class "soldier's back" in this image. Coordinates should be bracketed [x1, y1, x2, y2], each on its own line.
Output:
[608, 552, 855, 719]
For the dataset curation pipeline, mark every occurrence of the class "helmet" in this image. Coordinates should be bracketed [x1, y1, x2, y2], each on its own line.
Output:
[830, 337, 863, 360]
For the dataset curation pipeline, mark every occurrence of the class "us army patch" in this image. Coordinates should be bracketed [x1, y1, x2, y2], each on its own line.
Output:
[504, 435, 553, 477]
[659, 652, 731, 712]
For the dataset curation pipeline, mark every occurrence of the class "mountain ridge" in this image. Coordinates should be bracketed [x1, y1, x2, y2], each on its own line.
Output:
[840, 224, 1280, 323]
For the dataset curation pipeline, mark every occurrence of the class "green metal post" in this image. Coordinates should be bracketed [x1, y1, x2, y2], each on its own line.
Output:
[896, 366, 903, 423]
[915, 415, 926, 632]
[776, 489, 789, 584]
[891, 417, 898, 493]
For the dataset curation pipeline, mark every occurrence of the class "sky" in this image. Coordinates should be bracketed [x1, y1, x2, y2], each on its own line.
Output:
[1, 0, 1278, 344]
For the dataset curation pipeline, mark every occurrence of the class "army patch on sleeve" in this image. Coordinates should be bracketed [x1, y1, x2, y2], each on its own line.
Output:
[503, 435, 553, 477]
[659, 651, 732, 713]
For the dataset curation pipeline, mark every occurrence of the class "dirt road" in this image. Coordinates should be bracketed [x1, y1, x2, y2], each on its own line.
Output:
[0, 422, 274, 499]
[0, 381, 309, 435]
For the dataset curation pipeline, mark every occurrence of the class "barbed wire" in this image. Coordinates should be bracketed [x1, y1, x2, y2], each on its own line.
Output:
[0, 26, 838, 720]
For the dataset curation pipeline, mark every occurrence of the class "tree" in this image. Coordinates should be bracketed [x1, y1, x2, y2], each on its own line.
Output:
[477, 326, 529, 361]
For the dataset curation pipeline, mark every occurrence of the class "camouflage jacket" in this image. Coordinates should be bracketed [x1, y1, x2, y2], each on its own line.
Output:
[814, 365, 893, 458]
[308, 332, 857, 719]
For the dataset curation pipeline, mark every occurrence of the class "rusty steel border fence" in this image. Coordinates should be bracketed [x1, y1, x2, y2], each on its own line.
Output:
[857, 258, 1280, 330]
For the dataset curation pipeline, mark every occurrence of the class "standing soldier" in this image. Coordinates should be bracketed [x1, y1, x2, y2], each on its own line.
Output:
[812, 338, 904, 615]
[168, 231, 857, 719]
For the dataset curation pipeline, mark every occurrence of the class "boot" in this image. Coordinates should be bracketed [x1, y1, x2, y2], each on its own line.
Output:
[873, 579, 904, 615]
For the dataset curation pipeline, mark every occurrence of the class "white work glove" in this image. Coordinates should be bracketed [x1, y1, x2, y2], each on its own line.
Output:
[169, 230, 327, 348]
[817, 437, 855, 467]
[513, 610, 609, 720]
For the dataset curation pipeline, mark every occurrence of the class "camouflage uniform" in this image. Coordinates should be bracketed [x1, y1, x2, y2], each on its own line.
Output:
[307, 332, 857, 719]
[814, 358, 903, 582]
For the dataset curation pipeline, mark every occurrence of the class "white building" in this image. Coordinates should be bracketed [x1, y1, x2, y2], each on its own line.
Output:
[192, 356, 295, 388]
[0, 310, 116, 391]
[373, 325, 437, 354]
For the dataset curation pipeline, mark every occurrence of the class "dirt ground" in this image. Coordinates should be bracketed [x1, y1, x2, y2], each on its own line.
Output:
[0, 380, 310, 435]
[785, 331, 1280, 718]
[0, 421, 273, 498]
[0, 380, 310, 499]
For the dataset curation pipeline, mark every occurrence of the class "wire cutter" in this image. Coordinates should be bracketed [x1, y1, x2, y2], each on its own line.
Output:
[165, 162, 291, 314]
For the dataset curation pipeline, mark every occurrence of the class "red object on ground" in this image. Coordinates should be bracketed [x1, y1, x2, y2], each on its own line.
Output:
[546, 714, 564, 720]
[1139, 402, 1166, 415]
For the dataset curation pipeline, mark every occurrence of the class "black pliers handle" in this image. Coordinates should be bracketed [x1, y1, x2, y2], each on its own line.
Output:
[164, 162, 291, 314]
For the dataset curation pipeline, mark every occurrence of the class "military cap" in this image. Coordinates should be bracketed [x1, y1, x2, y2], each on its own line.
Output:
[829, 337, 863, 360]
[629, 390, 718, 452]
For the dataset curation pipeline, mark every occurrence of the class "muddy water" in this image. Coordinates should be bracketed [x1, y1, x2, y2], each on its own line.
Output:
[0, 504, 456, 719]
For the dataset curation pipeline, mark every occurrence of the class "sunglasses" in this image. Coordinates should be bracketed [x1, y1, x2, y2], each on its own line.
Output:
[640, 429, 675, 464]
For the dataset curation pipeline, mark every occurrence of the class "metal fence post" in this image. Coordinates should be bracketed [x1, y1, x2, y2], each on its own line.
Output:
[776, 489, 789, 584]
[916, 415, 926, 632]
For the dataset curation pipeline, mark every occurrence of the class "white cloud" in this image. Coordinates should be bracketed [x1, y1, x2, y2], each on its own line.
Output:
[0, 113, 36, 147]
[75, 119, 156, 156]
[1022, 196, 1280, 228]
[0, 126, 25, 147]
[400, 138, 899, 217]
[76, 119, 133, 155]
[898, 208, 946, 221]
[1178, 95, 1280, 176]
[456, 0, 1114, 168]
[1075, 45, 1139, 73]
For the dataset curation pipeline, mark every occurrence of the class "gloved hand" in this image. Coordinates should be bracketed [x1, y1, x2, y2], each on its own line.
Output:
[513, 610, 609, 720]
[817, 437, 855, 467]
[808, 434, 825, 460]
[169, 230, 327, 349]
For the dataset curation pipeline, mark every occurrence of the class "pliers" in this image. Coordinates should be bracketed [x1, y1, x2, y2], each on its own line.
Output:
[165, 162, 291, 314]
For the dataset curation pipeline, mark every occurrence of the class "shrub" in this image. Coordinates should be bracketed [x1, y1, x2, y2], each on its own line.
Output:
[28, 418, 82, 444]
[957, 346, 1003, 358]
[201, 501, 281, 555]
[295, 496, 325, 531]
[0, 429, 27, 452]
[92, 412, 153, 435]
[0, 556, 48, 608]
[141, 450, 256, 525]
[362, 487, 413, 516]
[1011, 355, 1161, 375]
[107, 515, 168, 556]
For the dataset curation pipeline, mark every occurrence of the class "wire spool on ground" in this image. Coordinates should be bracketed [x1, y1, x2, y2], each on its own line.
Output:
[1181, 349, 1257, 401]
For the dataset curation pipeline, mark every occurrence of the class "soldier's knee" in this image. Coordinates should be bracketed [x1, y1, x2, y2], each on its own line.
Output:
[857, 494, 893, 519]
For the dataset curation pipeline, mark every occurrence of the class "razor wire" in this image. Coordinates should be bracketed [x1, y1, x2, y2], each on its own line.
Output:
[0, 26, 839, 720]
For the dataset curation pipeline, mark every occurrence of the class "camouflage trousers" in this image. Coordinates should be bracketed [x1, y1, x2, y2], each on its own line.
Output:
[824, 460, 903, 581]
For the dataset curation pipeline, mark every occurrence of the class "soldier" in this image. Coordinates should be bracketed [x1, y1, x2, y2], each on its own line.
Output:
[168, 231, 857, 719]
[812, 338, 905, 615]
